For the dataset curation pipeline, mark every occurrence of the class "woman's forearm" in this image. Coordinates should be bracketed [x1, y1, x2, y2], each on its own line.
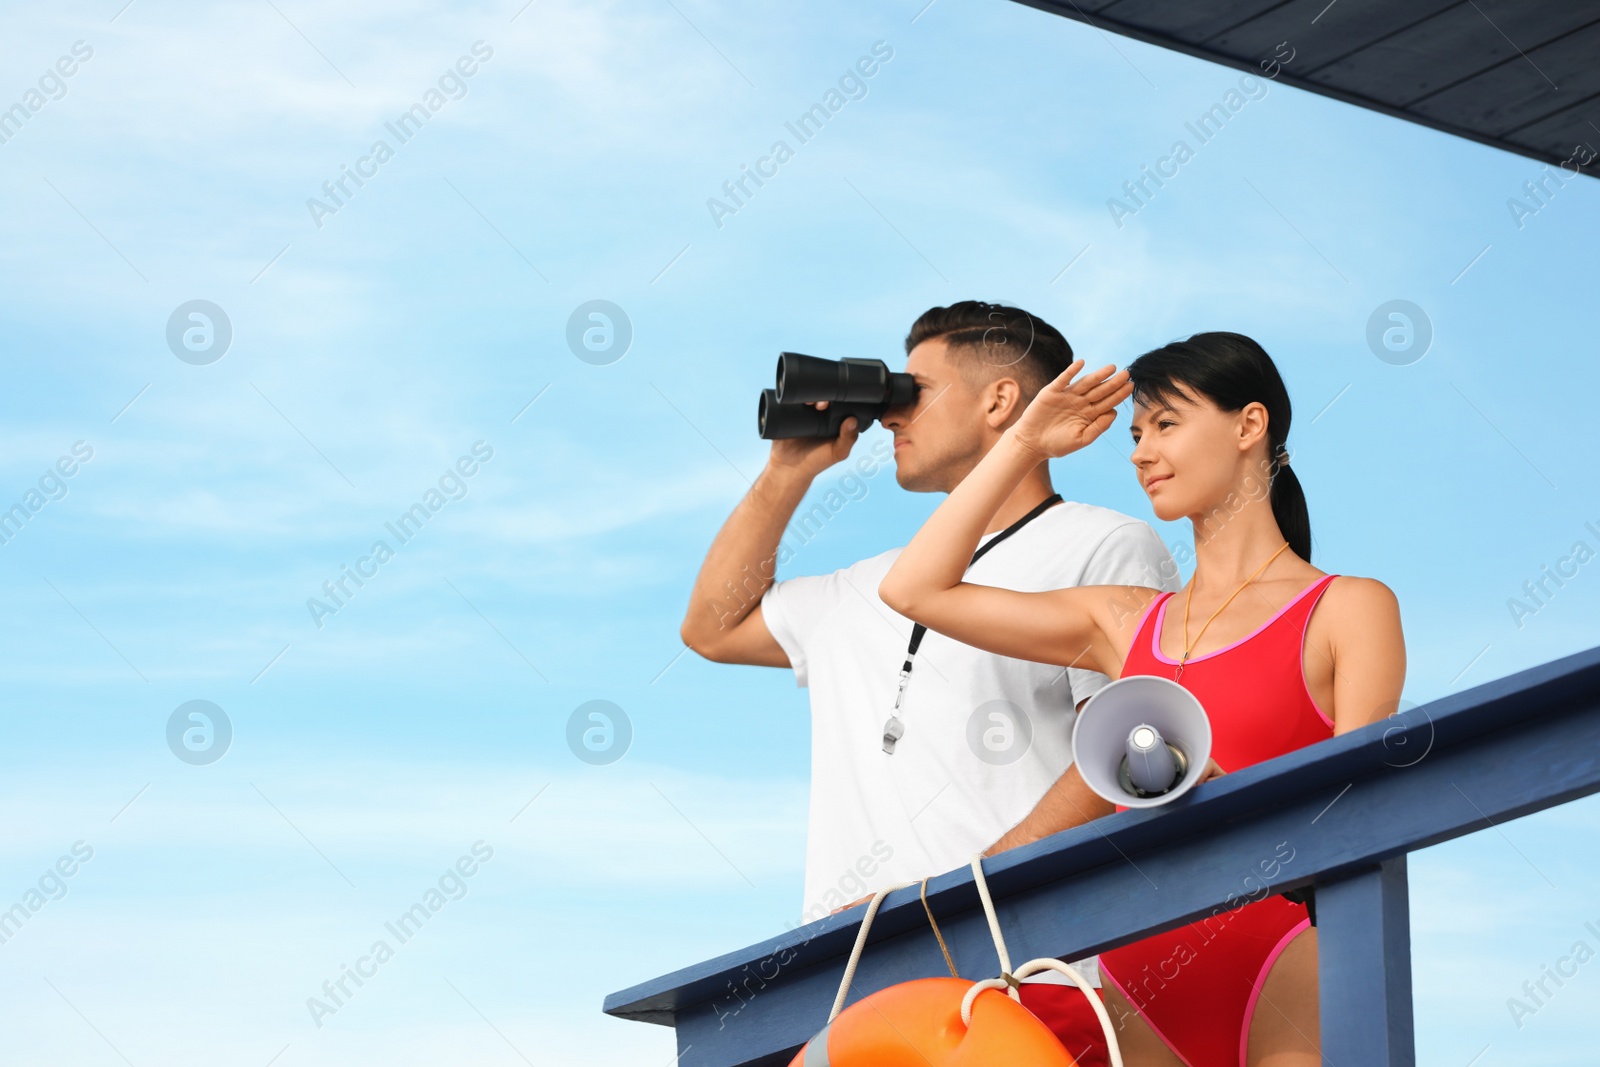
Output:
[880, 428, 1042, 613]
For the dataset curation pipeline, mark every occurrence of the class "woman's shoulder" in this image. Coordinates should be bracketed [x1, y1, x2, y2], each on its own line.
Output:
[1308, 573, 1402, 628]
[1315, 572, 1397, 601]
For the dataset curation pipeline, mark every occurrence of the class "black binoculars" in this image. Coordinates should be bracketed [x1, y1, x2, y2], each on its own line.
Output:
[758, 353, 919, 439]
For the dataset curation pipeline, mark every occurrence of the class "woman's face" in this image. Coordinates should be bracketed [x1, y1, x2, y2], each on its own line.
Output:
[1128, 388, 1269, 523]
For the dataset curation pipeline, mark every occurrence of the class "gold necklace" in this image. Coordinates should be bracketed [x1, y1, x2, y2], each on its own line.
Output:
[1175, 540, 1292, 681]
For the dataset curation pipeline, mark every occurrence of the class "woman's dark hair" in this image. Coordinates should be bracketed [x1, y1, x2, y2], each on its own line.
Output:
[1126, 331, 1311, 563]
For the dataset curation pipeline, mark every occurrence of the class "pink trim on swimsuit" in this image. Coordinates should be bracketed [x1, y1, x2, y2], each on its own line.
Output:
[1116, 593, 1168, 678]
[1238, 917, 1313, 1067]
[1098, 955, 1201, 1067]
[1147, 578, 1331, 665]
[1151, 578, 1340, 728]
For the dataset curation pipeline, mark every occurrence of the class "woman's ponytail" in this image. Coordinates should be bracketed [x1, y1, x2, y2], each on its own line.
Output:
[1268, 443, 1312, 564]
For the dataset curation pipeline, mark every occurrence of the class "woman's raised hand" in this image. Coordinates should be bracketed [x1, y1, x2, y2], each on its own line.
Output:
[1010, 360, 1135, 460]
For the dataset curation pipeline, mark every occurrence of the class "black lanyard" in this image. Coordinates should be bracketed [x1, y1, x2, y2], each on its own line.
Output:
[881, 493, 1063, 754]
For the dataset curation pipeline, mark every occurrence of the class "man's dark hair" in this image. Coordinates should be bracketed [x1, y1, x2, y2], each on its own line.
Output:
[904, 301, 1073, 402]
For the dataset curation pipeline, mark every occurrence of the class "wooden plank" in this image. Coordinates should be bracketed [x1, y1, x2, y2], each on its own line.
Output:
[1503, 93, 1600, 174]
[1407, 20, 1600, 134]
[1065, 0, 1286, 41]
[1323, 0, 1598, 85]
[1316, 858, 1415, 1067]
[1313, 3, 1600, 105]
[1208, 0, 1461, 77]
[1022, 0, 1125, 14]
[604, 645, 1600, 1067]
[1004, 0, 1600, 174]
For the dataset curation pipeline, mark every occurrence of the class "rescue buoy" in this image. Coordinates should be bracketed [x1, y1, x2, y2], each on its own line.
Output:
[787, 975, 1079, 1066]
[790, 855, 1123, 1067]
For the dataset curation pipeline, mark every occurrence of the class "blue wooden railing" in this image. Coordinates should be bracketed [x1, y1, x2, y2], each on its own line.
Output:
[604, 644, 1600, 1067]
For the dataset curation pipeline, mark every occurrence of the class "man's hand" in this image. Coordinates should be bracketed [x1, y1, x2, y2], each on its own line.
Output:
[982, 756, 1226, 859]
[769, 401, 862, 480]
[830, 893, 872, 915]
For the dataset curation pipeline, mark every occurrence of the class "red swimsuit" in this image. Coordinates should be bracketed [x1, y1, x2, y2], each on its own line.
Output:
[1097, 575, 1339, 1067]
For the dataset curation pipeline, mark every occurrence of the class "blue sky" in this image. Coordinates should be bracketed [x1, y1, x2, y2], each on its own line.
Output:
[1, 0, 1597, 1063]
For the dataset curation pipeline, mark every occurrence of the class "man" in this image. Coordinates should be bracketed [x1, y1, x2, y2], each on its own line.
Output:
[679, 301, 1179, 1059]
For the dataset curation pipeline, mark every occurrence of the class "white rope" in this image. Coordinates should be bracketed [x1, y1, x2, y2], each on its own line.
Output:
[959, 959, 1125, 1067]
[959, 854, 1126, 1067]
[828, 880, 916, 1022]
[967, 853, 1019, 1000]
[828, 857, 1019, 1021]
[826, 854, 1125, 1067]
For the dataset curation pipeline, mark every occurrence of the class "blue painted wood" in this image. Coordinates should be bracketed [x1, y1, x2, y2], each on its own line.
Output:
[1317, 858, 1415, 1067]
[605, 644, 1600, 1067]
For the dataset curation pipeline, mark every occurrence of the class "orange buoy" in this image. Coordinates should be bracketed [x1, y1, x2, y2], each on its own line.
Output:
[788, 976, 1079, 1066]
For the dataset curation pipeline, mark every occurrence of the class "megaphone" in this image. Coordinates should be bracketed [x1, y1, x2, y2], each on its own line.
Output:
[1072, 675, 1212, 808]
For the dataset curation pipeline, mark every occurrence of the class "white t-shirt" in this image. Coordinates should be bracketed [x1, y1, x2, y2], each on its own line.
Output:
[762, 499, 1179, 985]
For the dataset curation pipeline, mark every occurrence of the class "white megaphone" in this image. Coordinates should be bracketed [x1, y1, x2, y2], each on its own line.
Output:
[1072, 676, 1212, 808]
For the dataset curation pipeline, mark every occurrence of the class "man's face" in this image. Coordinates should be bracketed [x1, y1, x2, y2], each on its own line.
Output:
[879, 338, 989, 493]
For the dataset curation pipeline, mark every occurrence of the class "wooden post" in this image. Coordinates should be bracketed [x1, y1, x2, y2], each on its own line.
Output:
[1315, 855, 1415, 1067]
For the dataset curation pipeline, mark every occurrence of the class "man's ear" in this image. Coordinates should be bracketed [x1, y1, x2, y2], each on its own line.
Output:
[986, 377, 1024, 429]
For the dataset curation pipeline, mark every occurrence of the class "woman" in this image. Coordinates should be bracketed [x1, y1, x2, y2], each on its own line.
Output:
[878, 332, 1405, 1067]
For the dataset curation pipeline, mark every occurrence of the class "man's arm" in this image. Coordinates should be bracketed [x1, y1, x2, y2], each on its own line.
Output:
[679, 411, 862, 666]
[983, 763, 1113, 856]
[987, 738, 1226, 856]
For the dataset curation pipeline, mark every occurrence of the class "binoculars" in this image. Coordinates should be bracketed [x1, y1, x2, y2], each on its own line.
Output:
[758, 353, 919, 439]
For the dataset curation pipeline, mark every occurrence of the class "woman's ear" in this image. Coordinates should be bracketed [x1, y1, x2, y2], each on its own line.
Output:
[1236, 400, 1271, 455]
